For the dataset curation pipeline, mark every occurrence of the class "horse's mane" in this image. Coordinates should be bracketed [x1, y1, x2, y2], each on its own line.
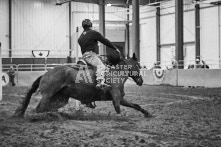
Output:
[105, 53, 123, 65]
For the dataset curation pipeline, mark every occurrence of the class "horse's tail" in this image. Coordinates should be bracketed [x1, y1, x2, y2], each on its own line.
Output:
[13, 76, 42, 117]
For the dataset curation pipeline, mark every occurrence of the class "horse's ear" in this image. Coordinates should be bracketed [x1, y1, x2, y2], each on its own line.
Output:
[132, 53, 137, 61]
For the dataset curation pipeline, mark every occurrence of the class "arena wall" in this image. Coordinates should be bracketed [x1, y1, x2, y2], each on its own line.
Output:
[142, 69, 221, 88]
[6, 69, 221, 88]
[2, 58, 70, 65]
[177, 69, 221, 87]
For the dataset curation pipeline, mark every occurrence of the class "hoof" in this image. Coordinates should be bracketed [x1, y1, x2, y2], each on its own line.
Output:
[13, 109, 25, 118]
[85, 103, 96, 109]
[116, 113, 123, 117]
[12, 113, 24, 118]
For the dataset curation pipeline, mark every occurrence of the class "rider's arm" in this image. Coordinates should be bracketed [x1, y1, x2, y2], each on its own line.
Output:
[92, 31, 117, 50]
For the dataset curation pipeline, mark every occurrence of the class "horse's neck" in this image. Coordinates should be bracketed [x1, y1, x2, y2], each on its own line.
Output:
[107, 61, 129, 83]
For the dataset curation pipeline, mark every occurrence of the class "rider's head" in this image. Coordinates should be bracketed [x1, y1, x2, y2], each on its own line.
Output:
[82, 19, 92, 30]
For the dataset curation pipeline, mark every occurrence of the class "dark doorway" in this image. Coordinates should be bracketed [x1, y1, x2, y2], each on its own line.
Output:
[106, 42, 125, 57]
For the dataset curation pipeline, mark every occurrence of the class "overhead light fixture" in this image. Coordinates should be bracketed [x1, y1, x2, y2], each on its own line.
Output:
[193, 0, 221, 5]
[107, 3, 112, 6]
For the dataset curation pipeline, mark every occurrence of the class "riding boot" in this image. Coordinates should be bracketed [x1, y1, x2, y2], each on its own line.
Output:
[96, 79, 111, 89]
[96, 66, 112, 90]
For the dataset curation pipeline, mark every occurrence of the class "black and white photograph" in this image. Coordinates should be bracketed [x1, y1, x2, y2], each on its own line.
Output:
[0, 0, 221, 146]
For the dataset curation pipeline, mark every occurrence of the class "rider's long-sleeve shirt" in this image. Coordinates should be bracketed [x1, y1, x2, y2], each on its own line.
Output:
[78, 29, 117, 54]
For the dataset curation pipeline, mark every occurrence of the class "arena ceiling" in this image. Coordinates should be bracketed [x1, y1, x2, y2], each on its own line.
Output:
[55, 0, 165, 7]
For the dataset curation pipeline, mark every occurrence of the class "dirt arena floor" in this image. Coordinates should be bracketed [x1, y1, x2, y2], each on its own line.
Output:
[0, 84, 221, 147]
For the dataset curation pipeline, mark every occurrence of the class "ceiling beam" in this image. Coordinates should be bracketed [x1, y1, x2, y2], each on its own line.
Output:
[93, 20, 132, 24]
[210, 1, 221, 5]
[55, 0, 153, 6]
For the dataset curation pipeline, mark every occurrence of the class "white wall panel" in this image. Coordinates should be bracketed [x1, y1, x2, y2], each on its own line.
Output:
[0, 0, 9, 57]
[72, 2, 98, 29]
[184, 44, 195, 69]
[160, 46, 175, 69]
[160, 1, 195, 44]
[12, 0, 69, 58]
[184, 10, 195, 42]
[160, 14, 175, 44]
[72, 2, 126, 30]
[200, 7, 219, 68]
[140, 5, 155, 19]
[105, 6, 127, 22]
[140, 18, 156, 68]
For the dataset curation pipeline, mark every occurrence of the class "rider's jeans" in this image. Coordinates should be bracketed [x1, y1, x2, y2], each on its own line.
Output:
[82, 51, 106, 83]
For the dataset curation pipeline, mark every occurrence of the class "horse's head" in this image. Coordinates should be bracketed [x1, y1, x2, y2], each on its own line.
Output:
[125, 53, 143, 86]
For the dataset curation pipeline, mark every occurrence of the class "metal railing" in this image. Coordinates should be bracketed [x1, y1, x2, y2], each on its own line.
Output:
[2, 63, 77, 72]
[2, 59, 221, 72]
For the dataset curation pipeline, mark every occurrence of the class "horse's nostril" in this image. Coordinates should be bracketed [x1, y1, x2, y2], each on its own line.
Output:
[136, 77, 143, 86]
[139, 77, 143, 85]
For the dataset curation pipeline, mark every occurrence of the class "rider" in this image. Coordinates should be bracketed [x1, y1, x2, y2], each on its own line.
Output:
[78, 19, 121, 89]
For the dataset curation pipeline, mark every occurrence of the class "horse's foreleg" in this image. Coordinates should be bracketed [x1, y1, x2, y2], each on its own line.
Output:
[110, 88, 122, 114]
[120, 98, 152, 118]
[119, 86, 125, 97]
[75, 100, 81, 110]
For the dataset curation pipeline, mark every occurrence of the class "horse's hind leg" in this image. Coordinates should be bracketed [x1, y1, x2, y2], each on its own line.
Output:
[36, 93, 69, 113]
[120, 98, 152, 118]
[36, 94, 52, 113]
[49, 93, 69, 111]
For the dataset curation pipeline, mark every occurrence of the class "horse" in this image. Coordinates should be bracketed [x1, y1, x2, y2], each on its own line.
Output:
[14, 53, 152, 118]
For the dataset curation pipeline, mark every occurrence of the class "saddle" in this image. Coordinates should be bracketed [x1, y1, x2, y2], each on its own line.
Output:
[72, 52, 121, 69]
[71, 58, 113, 70]
[70, 59, 106, 109]
[70, 59, 95, 70]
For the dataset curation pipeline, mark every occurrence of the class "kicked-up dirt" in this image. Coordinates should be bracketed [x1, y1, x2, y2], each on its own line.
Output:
[0, 84, 221, 147]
